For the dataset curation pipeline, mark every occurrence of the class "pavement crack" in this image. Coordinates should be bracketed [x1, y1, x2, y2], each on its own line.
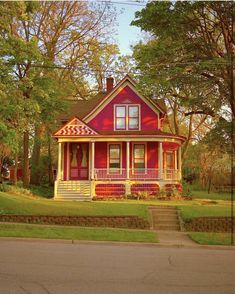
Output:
[168, 255, 173, 266]
[19, 285, 31, 294]
[35, 282, 51, 294]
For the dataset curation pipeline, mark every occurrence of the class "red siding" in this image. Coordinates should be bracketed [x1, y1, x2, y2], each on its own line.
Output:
[94, 142, 158, 169]
[89, 85, 159, 131]
[147, 142, 158, 168]
[95, 142, 107, 168]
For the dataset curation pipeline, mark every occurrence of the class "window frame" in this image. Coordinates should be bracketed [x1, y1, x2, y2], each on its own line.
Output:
[128, 105, 139, 130]
[165, 151, 174, 170]
[115, 105, 126, 130]
[132, 143, 147, 173]
[114, 104, 140, 131]
[107, 143, 122, 174]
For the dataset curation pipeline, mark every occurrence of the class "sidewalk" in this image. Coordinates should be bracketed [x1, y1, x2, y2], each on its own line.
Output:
[155, 230, 196, 246]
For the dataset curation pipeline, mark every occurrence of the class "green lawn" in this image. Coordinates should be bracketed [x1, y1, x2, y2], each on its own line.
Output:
[0, 192, 148, 220]
[191, 190, 231, 201]
[0, 190, 232, 224]
[189, 232, 234, 246]
[179, 203, 232, 220]
[0, 223, 158, 243]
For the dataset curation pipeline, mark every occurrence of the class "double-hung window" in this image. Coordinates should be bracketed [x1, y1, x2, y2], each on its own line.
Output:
[115, 106, 126, 130]
[109, 144, 121, 172]
[115, 105, 140, 130]
[128, 106, 139, 129]
[133, 144, 145, 170]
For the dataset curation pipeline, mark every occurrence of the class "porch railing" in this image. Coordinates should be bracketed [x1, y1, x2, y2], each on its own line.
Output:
[93, 168, 180, 180]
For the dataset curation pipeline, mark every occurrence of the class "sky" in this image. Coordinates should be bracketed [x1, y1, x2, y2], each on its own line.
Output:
[113, 2, 145, 55]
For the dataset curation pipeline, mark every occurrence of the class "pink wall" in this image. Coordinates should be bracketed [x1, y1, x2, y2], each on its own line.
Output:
[89, 85, 159, 131]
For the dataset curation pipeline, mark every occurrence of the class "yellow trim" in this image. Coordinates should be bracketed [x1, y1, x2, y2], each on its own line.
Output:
[58, 137, 182, 145]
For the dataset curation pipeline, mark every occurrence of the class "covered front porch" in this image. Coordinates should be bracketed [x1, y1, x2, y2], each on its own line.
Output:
[55, 138, 183, 200]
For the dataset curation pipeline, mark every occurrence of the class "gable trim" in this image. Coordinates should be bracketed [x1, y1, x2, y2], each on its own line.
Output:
[53, 117, 98, 137]
[84, 79, 163, 123]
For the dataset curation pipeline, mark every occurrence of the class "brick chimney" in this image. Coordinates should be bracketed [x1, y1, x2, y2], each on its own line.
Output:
[106, 77, 114, 93]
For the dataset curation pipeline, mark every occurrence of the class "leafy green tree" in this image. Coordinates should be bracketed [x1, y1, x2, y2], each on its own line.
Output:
[131, 1, 234, 151]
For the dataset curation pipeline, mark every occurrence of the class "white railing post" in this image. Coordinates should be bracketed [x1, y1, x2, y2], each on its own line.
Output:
[57, 142, 62, 180]
[178, 146, 182, 180]
[158, 142, 163, 180]
[126, 141, 130, 180]
[91, 141, 95, 180]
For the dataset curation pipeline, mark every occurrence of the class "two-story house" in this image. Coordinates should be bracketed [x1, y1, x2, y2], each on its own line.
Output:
[53, 75, 185, 200]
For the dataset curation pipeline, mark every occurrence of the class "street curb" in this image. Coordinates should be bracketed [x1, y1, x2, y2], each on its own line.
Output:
[0, 237, 235, 250]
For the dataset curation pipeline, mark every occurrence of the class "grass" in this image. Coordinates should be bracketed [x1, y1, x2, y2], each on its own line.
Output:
[0, 192, 148, 220]
[0, 190, 232, 223]
[191, 190, 232, 201]
[0, 223, 158, 243]
[189, 232, 234, 246]
[179, 203, 233, 220]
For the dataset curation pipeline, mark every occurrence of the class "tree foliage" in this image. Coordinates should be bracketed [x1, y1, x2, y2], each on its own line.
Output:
[131, 1, 234, 158]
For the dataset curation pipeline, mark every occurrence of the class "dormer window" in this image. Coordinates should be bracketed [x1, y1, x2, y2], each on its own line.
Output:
[115, 105, 140, 130]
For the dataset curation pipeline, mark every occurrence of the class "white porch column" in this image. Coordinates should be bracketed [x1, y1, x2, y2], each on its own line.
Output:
[158, 142, 163, 180]
[91, 141, 95, 180]
[57, 142, 62, 180]
[178, 146, 182, 180]
[61, 143, 64, 180]
[126, 141, 130, 179]
[174, 150, 177, 170]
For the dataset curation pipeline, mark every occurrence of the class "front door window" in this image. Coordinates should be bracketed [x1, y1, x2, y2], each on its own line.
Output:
[70, 143, 88, 179]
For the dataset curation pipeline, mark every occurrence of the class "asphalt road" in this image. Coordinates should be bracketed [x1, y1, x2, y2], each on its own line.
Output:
[0, 239, 235, 294]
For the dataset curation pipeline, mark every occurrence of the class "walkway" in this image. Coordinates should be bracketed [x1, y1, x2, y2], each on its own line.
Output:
[149, 205, 196, 246]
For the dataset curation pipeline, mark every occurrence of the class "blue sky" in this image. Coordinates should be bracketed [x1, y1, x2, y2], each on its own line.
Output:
[114, 3, 144, 55]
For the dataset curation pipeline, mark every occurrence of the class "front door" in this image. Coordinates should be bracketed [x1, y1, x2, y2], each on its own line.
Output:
[70, 143, 89, 180]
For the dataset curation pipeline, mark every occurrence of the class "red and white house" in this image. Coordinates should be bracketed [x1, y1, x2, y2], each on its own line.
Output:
[53, 75, 185, 200]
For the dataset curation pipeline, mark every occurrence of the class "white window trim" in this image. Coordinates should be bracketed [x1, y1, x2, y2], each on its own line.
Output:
[165, 150, 175, 170]
[132, 142, 147, 174]
[114, 104, 141, 131]
[107, 142, 122, 174]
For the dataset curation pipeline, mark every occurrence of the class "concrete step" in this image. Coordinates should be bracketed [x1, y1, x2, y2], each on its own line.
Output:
[151, 209, 177, 213]
[152, 214, 178, 219]
[153, 225, 180, 231]
[152, 220, 178, 225]
[149, 206, 176, 210]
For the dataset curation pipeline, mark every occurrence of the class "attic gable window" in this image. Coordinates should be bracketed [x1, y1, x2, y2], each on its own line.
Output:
[115, 105, 140, 130]
[115, 106, 126, 130]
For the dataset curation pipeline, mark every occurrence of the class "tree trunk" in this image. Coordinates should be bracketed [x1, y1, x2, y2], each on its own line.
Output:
[48, 135, 54, 186]
[30, 125, 44, 185]
[13, 153, 18, 185]
[0, 160, 2, 184]
[23, 131, 30, 187]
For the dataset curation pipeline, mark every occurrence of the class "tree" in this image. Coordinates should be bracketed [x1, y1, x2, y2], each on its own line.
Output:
[131, 1, 234, 150]
[0, 1, 119, 186]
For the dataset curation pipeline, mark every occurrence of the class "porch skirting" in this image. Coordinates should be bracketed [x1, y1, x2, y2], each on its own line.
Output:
[54, 179, 182, 201]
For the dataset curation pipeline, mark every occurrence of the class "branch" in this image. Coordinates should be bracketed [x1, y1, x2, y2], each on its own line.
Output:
[185, 110, 215, 117]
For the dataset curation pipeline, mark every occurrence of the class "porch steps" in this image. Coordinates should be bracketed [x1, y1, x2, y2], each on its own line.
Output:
[149, 206, 180, 231]
[55, 181, 92, 201]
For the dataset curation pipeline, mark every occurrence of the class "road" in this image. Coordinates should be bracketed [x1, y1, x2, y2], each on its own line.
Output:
[0, 239, 234, 294]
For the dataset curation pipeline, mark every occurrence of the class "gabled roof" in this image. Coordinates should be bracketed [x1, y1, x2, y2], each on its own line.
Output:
[58, 92, 107, 122]
[57, 75, 166, 122]
[54, 117, 98, 137]
[83, 75, 166, 122]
